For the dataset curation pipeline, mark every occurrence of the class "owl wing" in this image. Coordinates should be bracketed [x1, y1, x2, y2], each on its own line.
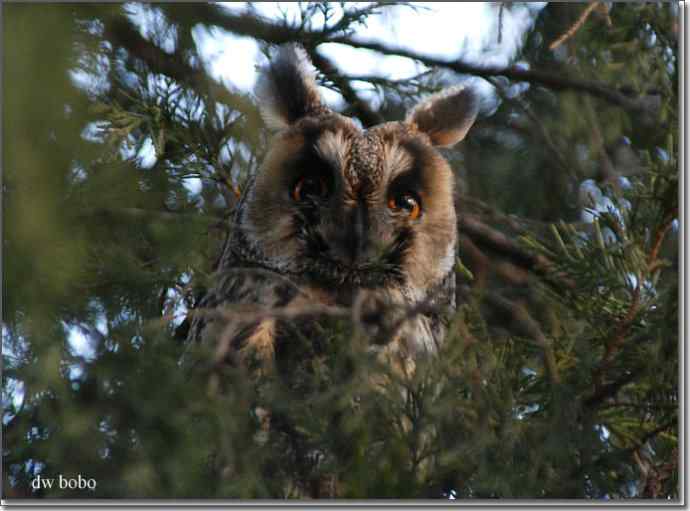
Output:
[187, 263, 303, 374]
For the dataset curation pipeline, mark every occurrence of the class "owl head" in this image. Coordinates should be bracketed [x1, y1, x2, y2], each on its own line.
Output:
[238, 45, 478, 305]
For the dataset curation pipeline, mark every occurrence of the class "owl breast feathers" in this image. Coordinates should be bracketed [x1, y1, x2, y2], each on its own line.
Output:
[191, 44, 478, 370]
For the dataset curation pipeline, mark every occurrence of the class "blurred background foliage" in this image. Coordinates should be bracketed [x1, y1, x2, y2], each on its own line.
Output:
[2, 2, 680, 499]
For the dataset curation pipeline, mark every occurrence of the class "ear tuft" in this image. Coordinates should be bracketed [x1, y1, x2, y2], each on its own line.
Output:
[255, 44, 328, 130]
[406, 85, 479, 147]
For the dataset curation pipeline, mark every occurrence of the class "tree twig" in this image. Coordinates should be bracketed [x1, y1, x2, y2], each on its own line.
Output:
[103, 16, 260, 127]
[548, 2, 600, 51]
[324, 36, 648, 113]
[163, 4, 650, 114]
[307, 48, 384, 127]
[647, 208, 678, 266]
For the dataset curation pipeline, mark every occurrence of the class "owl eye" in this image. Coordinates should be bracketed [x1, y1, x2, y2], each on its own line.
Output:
[292, 175, 329, 202]
[388, 192, 422, 220]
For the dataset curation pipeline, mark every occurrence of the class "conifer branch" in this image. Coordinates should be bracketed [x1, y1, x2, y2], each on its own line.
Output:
[161, 4, 650, 114]
[548, 2, 600, 51]
[322, 37, 649, 113]
[647, 208, 678, 266]
[103, 16, 260, 126]
[305, 48, 384, 127]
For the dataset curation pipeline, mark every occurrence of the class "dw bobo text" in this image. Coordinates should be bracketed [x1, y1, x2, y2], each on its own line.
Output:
[31, 473, 97, 491]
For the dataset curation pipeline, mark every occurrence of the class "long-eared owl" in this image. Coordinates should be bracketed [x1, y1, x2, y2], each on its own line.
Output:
[190, 45, 478, 374]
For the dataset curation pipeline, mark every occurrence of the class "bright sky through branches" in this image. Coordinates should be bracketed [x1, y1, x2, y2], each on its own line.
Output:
[197, 2, 546, 103]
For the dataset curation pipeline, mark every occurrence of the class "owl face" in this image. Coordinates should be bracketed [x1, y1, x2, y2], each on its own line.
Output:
[240, 45, 478, 304]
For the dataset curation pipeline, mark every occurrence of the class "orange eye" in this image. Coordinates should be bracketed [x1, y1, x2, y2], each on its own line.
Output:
[292, 175, 328, 202]
[388, 192, 421, 220]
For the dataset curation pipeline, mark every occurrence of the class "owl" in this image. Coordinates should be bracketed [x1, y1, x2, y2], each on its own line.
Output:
[190, 44, 478, 379]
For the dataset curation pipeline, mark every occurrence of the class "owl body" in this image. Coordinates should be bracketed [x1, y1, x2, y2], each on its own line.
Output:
[192, 45, 478, 371]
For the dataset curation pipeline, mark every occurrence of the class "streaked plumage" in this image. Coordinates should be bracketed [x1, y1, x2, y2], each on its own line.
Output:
[190, 44, 478, 375]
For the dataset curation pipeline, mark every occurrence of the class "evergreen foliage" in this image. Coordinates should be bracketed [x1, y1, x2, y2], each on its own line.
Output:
[2, 2, 680, 499]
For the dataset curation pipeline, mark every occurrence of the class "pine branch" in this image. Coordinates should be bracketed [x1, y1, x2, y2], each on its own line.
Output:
[320, 2, 413, 37]
[323, 37, 649, 113]
[102, 15, 260, 127]
[548, 2, 600, 51]
[647, 208, 678, 266]
[162, 4, 650, 114]
[627, 420, 677, 456]
[307, 48, 384, 127]
[593, 204, 678, 392]
[480, 290, 561, 385]
[584, 95, 618, 183]
[456, 207, 577, 293]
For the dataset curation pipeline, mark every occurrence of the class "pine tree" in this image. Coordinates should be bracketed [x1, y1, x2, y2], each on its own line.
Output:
[3, 2, 679, 499]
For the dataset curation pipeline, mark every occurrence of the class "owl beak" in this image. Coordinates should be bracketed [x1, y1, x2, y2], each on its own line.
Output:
[333, 204, 369, 266]
[352, 205, 368, 263]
